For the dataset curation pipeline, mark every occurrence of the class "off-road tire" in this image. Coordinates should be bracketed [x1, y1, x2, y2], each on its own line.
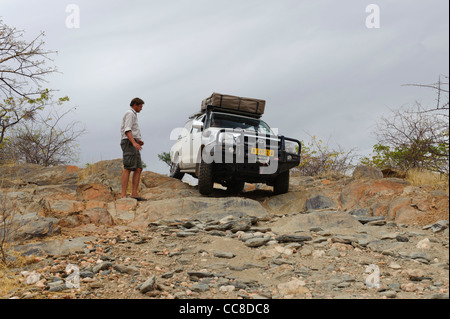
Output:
[198, 159, 214, 195]
[273, 170, 289, 195]
[169, 158, 184, 180]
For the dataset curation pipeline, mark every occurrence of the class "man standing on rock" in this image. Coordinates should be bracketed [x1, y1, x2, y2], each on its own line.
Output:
[120, 97, 147, 201]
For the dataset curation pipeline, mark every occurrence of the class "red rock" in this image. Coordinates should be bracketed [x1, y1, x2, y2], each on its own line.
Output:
[340, 178, 410, 211]
[395, 207, 427, 225]
[85, 201, 108, 210]
[79, 208, 114, 226]
[387, 198, 412, 220]
[340, 181, 369, 210]
[372, 200, 390, 217]
[368, 179, 409, 195]
[140, 171, 178, 188]
[65, 165, 79, 172]
[77, 183, 114, 202]
[45, 200, 85, 216]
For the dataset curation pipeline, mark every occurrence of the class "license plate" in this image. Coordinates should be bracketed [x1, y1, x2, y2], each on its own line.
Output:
[251, 148, 274, 157]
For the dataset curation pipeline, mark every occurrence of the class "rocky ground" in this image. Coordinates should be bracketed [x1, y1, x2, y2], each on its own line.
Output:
[0, 160, 448, 300]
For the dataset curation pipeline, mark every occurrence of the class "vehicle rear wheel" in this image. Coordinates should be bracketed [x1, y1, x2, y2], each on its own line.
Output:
[273, 170, 289, 195]
[169, 161, 184, 180]
[198, 159, 214, 195]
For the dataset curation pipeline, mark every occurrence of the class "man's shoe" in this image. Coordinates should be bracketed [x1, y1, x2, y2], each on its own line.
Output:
[131, 197, 147, 202]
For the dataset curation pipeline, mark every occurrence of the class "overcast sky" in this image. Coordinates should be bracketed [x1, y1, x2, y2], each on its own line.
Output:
[1, 0, 448, 174]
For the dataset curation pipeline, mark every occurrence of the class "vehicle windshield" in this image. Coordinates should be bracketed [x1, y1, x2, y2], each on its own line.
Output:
[210, 113, 274, 135]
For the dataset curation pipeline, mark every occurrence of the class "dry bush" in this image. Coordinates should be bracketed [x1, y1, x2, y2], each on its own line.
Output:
[4, 104, 86, 167]
[0, 251, 35, 297]
[295, 135, 358, 177]
[406, 168, 449, 190]
[0, 260, 22, 297]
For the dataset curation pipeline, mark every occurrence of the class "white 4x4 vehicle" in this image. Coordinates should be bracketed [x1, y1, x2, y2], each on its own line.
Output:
[170, 105, 301, 195]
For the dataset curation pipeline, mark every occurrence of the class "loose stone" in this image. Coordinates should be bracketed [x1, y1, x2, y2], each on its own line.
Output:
[214, 251, 236, 259]
[245, 237, 270, 247]
[140, 275, 156, 294]
[275, 235, 312, 243]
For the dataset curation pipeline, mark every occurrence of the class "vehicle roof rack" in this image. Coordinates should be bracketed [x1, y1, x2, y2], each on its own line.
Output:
[189, 105, 265, 120]
[205, 105, 263, 119]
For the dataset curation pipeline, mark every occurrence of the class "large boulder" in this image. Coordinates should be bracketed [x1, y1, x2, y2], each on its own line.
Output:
[265, 191, 308, 215]
[132, 197, 268, 226]
[0, 163, 79, 187]
[77, 159, 123, 195]
[0, 212, 61, 241]
[340, 178, 410, 211]
[77, 183, 115, 202]
[12, 236, 96, 257]
[140, 171, 199, 201]
[140, 171, 180, 188]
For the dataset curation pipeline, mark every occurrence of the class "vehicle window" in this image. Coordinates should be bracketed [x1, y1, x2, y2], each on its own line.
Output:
[211, 113, 273, 135]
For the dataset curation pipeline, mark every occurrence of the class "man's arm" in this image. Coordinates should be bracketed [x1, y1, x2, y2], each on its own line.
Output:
[125, 131, 143, 151]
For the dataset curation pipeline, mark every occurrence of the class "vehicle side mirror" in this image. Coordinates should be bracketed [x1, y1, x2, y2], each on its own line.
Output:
[192, 120, 204, 130]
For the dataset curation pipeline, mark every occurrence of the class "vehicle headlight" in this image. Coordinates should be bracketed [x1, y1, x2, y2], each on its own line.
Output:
[285, 141, 298, 154]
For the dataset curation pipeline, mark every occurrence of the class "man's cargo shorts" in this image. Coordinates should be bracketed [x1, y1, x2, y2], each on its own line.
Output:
[120, 139, 143, 171]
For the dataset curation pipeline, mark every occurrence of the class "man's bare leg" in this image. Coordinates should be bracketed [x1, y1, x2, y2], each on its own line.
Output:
[131, 168, 142, 198]
[121, 169, 132, 198]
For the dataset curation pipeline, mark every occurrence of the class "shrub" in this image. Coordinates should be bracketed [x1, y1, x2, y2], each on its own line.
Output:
[295, 135, 358, 177]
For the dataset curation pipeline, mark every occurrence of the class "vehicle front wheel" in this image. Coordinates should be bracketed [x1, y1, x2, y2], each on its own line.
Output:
[198, 159, 214, 195]
[273, 170, 289, 195]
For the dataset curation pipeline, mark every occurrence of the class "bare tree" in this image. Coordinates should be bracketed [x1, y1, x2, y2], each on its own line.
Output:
[7, 104, 86, 166]
[363, 75, 449, 174]
[1, 19, 58, 147]
[403, 74, 449, 117]
[374, 103, 448, 174]
[0, 19, 57, 99]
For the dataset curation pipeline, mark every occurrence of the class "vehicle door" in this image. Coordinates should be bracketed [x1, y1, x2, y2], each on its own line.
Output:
[179, 119, 193, 168]
[189, 115, 205, 167]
